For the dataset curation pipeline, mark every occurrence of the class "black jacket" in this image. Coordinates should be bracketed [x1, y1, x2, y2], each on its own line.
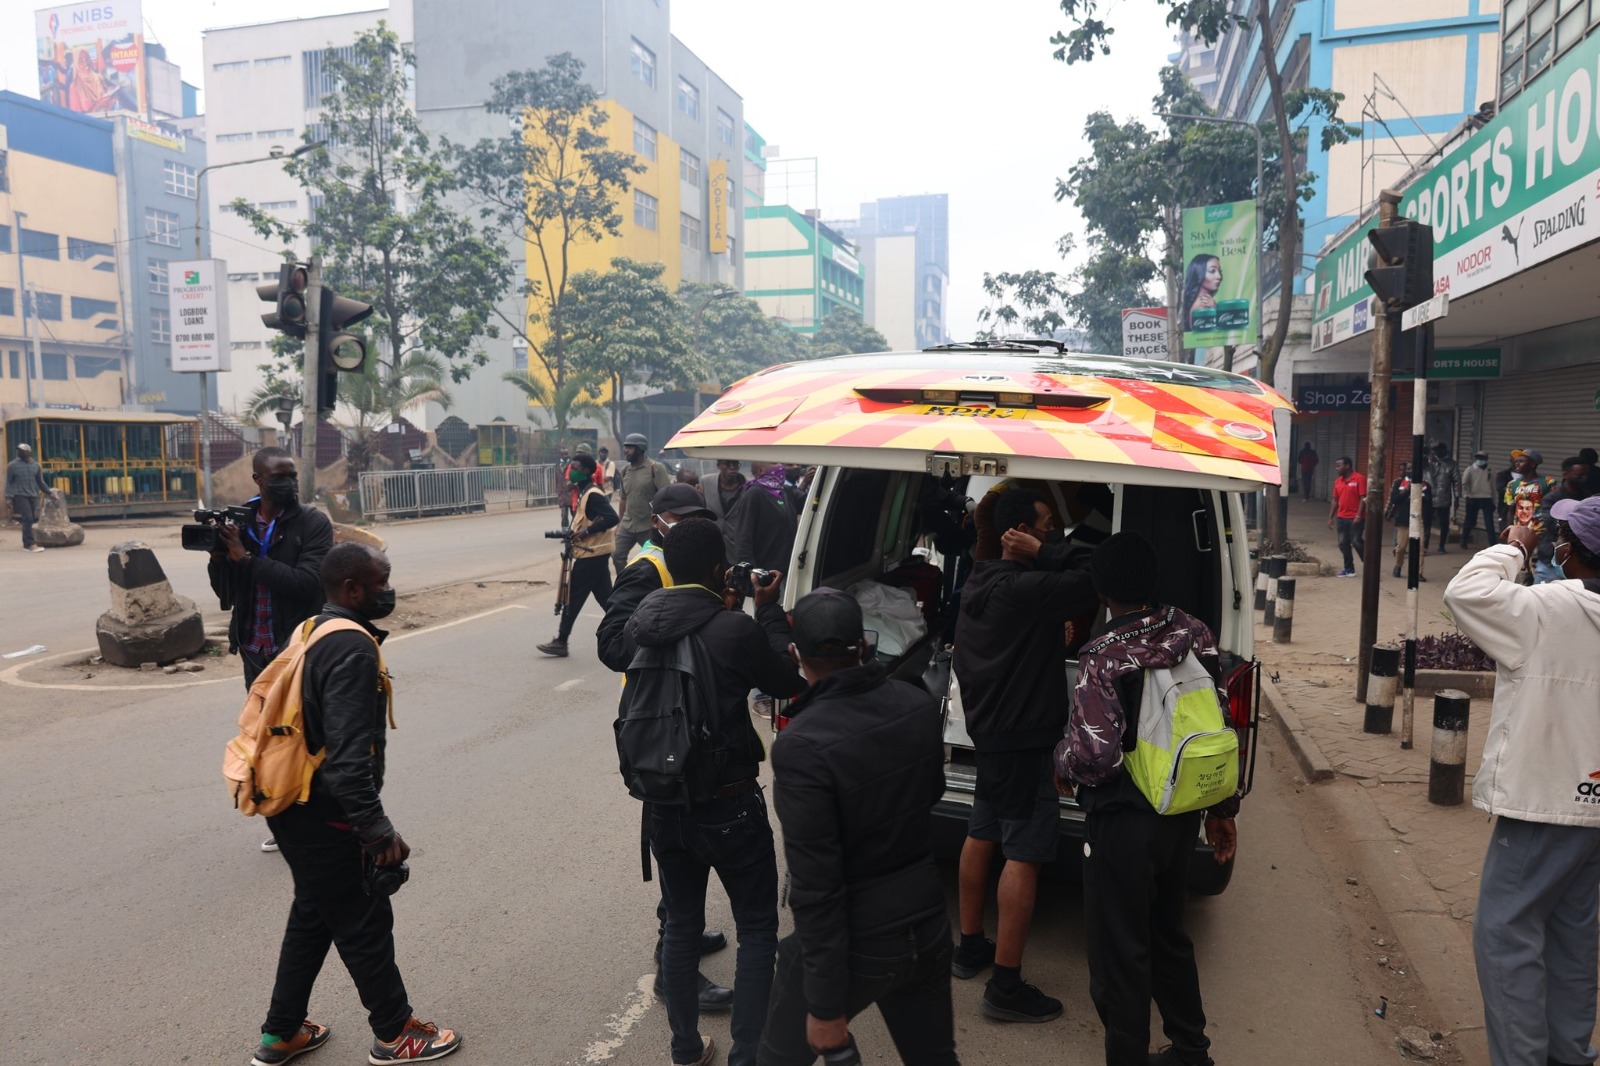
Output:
[207, 501, 334, 654]
[625, 585, 803, 786]
[597, 544, 665, 672]
[296, 606, 394, 846]
[771, 664, 946, 1020]
[729, 486, 797, 571]
[953, 556, 1098, 750]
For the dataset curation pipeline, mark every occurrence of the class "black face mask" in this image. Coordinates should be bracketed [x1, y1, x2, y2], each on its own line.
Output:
[360, 587, 396, 621]
[264, 477, 298, 506]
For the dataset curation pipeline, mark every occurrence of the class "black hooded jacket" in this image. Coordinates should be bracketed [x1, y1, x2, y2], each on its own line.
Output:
[953, 556, 1098, 750]
[771, 663, 946, 1020]
[207, 500, 334, 654]
[624, 585, 804, 786]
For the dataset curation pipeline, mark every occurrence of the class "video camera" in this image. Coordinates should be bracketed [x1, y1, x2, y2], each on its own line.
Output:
[726, 562, 777, 599]
[181, 505, 255, 552]
[543, 528, 571, 540]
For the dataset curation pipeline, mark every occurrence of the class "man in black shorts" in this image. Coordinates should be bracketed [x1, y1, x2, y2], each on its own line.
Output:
[951, 489, 1098, 1023]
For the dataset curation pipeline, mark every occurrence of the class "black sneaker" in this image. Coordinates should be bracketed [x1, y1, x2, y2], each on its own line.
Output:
[950, 936, 995, 979]
[1149, 1046, 1214, 1066]
[653, 971, 734, 1012]
[536, 639, 568, 657]
[250, 1021, 330, 1065]
[981, 979, 1062, 1023]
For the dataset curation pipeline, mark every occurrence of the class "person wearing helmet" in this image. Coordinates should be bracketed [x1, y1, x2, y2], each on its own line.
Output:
[613, 433, 671, 579]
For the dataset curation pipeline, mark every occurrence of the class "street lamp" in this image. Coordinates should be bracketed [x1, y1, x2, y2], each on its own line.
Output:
[190, 139, 325, 502]
[1156, 111, 1264, 374]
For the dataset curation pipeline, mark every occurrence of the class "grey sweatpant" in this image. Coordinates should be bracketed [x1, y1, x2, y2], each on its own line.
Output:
[1474, 815, 1600, 1066]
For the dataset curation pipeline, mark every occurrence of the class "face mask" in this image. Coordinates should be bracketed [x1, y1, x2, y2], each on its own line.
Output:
[265, 477, 298, 505]
[360, 586, 397, 621]
[1475, 459, 1488, 468]
[653, 518, 674, 540]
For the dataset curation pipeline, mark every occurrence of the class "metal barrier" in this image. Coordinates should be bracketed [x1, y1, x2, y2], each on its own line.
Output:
[359, 464, 564, 520]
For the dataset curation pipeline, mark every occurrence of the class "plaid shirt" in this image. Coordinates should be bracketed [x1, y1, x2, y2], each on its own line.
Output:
[240, 509, 277, 655]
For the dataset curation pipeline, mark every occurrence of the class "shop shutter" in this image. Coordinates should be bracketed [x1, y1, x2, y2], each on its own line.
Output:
[1480, 363, 1600, 473]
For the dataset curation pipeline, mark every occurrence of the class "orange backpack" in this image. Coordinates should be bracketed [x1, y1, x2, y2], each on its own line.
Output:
[223, 617, 393, 817]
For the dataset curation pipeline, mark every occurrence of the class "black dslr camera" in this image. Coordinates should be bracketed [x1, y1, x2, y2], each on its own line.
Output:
[363, 856, 410, 897]
[726, 562, 777, 598]
[181, 505, 254, 551]
[543, 528, 571, 540]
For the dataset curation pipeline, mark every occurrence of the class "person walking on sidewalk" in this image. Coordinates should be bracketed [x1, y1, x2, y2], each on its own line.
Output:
[1297, 442, 1319, 502]
[1387, 463, 1429, 581]
[1443, 498, 1600, 1066]
[1327, 456, 1366, 576]
[612, 433, 672, 579]
[1461, 451, 1497, 548]
[1425, 443, 1461, 554]
[6, 442, 57, 552]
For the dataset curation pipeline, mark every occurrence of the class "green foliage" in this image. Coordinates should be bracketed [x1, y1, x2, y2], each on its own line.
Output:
[810, 310, 889, 357]
[977, 267, 1072, 341]
[452, 52, 646, 441]
[233, 25, 509, 384]
[680, 282, 804, 382]
[565, 258, 705, 438]
[501, 370, 605, 441]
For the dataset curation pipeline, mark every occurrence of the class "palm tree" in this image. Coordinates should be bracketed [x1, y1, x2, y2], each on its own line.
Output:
[501, 369, 604, 450]
[342, 352, 454, 473]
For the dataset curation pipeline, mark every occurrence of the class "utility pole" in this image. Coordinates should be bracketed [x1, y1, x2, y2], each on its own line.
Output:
[14, 210, 35, 408]
[300, 256, 321, 505]
[1400, 319, 1429, 748]
[1355, 190, 1401, 703]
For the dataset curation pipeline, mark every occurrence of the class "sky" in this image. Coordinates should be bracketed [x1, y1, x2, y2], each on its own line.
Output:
[3, 0, 1180, 342]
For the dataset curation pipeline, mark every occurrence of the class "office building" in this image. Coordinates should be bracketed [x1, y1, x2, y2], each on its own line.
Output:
[844, 194, 949, 349]
[744, 206, 864, 334]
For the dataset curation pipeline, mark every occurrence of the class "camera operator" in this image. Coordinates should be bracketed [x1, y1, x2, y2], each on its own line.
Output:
[538, 453, 618, 658]
[246, 542, 462, 1066]
[596, 483, 735, 1013]
[207, 447, 334, 691]
[624, 518, 804, 1066]
[759, 590, 959, 1066]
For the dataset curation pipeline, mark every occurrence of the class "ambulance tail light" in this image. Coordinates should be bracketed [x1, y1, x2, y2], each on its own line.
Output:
[1224, 659, 1261, 797]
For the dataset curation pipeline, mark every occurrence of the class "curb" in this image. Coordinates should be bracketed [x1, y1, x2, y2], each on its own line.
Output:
[1260, 674, 1337, 783]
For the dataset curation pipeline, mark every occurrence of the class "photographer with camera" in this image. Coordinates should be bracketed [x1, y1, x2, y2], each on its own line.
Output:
[247, 542, 462, 1066]
[623, 518, 804, 1066]
[538, 453, 618, 658]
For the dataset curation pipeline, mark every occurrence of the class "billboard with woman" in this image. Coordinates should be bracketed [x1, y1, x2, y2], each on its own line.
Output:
[1180, 200, 1256, 350]
[36, 1, 147, 117]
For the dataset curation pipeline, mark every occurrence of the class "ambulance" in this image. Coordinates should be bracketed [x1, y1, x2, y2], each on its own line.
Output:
[668, 340, 1294, 894]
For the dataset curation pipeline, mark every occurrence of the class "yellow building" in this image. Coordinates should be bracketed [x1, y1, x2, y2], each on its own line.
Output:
[0, 92, 128, 416]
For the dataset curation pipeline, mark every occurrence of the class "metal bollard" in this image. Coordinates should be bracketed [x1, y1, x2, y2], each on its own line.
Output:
[1254, 559, 1269, 612]
[1263, 556, 1287, 626]
[1271, 578, 1296, 643]
[1428, 689, 1471, 806]
[1364, 643, 1400, 734]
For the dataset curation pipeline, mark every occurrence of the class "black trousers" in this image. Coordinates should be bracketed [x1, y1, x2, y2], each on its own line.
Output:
[241, 644, 273, 690]
[11, 494, 38, 548]
[1083, 806, 1210, 1066]
[559, 555, 613, 642]
[262, 806, 412, 1042]
[1426, 505, 1452, 551]
[758, 913, 959, 1066]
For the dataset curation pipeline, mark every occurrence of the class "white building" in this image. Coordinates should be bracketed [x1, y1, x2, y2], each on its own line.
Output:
[200, 4, 412, 416]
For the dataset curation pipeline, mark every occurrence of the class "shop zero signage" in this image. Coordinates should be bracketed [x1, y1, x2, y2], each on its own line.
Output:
[168, 259, 231, 373]
[1314, 28, 1600, 347]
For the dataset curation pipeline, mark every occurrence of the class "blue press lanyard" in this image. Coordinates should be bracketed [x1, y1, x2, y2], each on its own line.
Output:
[244, 497, 276, 551]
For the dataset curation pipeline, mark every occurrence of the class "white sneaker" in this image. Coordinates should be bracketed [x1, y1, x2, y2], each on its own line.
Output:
[26, 545, 45, 553]
[261, 838, 279, 853]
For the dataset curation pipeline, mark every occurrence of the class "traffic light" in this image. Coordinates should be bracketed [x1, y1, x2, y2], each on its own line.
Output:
[256, 263, 310, 337]
[1365, 219, 1434, 312]
[314, 288, 374, 416]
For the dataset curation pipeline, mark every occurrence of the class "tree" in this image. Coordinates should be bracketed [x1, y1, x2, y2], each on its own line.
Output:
[564, 258, 705, 438]
[810, 310, 889, 357]
[453, 53, 646, 443]
[679, 282, 804, 383]
[234, 26, 509, 383]
[501, 370, 605, 439]
[337, 351, 454, 474]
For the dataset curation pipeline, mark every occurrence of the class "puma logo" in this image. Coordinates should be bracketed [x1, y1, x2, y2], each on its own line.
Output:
[1500, 219, 1523, 266]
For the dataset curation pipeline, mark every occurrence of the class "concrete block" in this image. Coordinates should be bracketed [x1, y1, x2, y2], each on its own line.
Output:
[32, 493, 84, 547]
[96, 541, 206, 667]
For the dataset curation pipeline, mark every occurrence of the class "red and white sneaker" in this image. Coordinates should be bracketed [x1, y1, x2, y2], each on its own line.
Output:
[367, 1017, 461, 1063]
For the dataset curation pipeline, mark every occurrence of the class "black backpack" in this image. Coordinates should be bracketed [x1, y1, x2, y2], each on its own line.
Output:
[616, 634, 726, 807]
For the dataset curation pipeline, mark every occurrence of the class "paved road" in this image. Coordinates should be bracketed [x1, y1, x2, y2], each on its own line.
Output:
[1, 526, 1415, 1065]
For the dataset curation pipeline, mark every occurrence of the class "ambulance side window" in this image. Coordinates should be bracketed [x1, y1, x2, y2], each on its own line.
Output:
[818, 468, 894, 580]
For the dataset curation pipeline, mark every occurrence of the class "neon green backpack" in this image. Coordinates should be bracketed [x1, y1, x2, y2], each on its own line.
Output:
[1126, 650, 1239, 815]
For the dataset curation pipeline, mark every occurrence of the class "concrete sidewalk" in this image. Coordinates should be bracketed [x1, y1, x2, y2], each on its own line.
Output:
[1254, 497, 1539, 1065]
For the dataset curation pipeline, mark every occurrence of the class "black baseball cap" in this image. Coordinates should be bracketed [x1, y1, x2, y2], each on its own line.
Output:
[790, 588, 865, 656]
[650, 483, 714, 518]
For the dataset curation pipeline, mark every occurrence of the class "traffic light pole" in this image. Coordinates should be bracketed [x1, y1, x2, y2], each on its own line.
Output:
[300, 257, 321, 505]
[1355, 190, 1401, 704]
[1401, 321, 1430, 749]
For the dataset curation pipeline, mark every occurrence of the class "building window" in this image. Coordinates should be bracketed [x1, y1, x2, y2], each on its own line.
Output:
[20, 228, 59, 260]
[145, 209, 181, 248]
[163, 160, 198, 198]
[68, 237, 114, 261]
[716, 109, 735, 146]
[726, 234, 738, 264]
[71, 297, 118, 320]
[212, 60, 249, 72]
[151, 306, 171, 344]
[630, 39, 656, 88]
[633, 117, 657, 161]
[0, 149, 8, 193]
[33, 292, 62, 321]
[302, 46, 359, 105]
[7, 351, 17, 378]
[634, 190, 659, 231]
[680, 212, 702, 249]
[512, 345, 528, 371]
[677, 77, 700, 119]
[0, 224, 9, 253]
[0, 288, 13, 316]
[226, 272, 260, 282]
[230, 340, 263, 350]
[680, 150, 701, 188]
[257, 128, 295, 139]
[215, 132, 253, 143]
[258, 200, 298, 211]
[75, 355, 119, 378]
[255, 55, 291, 67]
[149, 260, 169, 295]
[41, 353, 69, 380]
[1500, 0, 1596, 102]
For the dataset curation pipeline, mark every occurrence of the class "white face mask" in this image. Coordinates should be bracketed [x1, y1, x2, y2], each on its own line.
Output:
[1557, 542, 1574, 579]
[1475, 459, 1488, 468]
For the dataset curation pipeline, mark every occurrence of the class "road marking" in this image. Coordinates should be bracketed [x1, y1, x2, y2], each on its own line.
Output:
[1, 603, 534, 693]
[575, 973, 656, 1064]
[555, 677, 585, 692]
